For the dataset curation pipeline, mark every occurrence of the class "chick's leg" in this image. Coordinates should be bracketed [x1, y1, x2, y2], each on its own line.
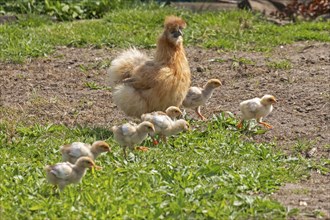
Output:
[237, 120, 244, 129]
[135, 146, 149, 151]
[195, 106, 206, 120]
[160, 135, 167, 143]
[135, 146, 149, 152]
[123, 146, 127, 159]
[258, 121, 273, 129]
[151, 136, 159, 145]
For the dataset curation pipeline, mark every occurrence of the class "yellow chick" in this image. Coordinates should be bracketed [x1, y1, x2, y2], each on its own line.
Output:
[60, 141, 111, 164]
[141, 106, 183, 144]
[182, 79, 222, 120]
[44, 156, 101, 191]
[111, 121, 155, 158]
[147, 106, 183, 120]
[237, 94, 277, 129]
[141, 110, 190, 144]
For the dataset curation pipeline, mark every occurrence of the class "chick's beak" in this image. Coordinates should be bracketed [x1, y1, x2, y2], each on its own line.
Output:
[93, 165, 102, 171]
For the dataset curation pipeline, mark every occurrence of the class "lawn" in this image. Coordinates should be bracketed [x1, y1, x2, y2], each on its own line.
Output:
[0, 7, 329, 62]
[0, 115, 309, 219]
[0, 4, 329, 219]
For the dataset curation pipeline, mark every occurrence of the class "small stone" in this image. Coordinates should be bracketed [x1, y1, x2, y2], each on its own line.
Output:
[296, 107, 304, 113]
[280, 77, 288, 82]
[306, 101, 312, 106]
[299, 201, 308, 206]
[196, 66, 204, 72]
[306, 147, 317, 158]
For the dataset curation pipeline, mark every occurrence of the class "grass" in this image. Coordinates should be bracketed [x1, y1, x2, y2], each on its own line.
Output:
[0, 7, 330, 62]
[1, 5, 329, 219]
[0, 113, 311, 219]
[84, 81, 111, 90]
[267, 60, 292, 70]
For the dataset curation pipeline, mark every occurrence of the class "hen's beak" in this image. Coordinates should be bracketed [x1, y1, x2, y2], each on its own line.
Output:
[173, 29, 183, 38]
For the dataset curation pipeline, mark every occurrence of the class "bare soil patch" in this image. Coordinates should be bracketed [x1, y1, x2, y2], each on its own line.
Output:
[0, 42, 329, 219]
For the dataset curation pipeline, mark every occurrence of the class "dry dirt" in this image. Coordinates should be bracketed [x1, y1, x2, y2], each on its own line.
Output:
[0, 42, 329, 219]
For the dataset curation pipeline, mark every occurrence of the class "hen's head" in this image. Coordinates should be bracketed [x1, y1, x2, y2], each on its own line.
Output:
[163, 16, 187, 46]
[260, 95, 277, 105]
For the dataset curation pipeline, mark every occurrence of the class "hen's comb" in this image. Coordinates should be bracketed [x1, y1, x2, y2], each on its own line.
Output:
[164, 16, 186, 29]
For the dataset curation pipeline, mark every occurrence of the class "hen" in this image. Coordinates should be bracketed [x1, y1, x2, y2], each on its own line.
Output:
[111, 121, 155, 158]
[237, 94, 277, 129]
[108, 15, 191, 118]
[182, 79, 222, 120]
[44, 157, 101, 191]
[60, 141, 110, 164]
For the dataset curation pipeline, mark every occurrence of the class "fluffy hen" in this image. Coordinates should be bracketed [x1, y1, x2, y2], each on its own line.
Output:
[108, 15, 191, 117]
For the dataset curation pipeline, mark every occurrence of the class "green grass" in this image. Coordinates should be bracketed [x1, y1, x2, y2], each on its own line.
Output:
[267, 60, 292, 70]
[1, 6, 329, 219]
[84, 81, 111, 90]
[0, 113, 313, 219]
[1, 7, 330, 62]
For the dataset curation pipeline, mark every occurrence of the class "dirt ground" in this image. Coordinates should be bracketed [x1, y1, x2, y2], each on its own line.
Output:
[0, 42, 329, 219]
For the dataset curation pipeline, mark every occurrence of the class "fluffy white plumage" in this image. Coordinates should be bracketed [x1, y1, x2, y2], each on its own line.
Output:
[60, 141, 110, 164]
[111, 121, 155, 158]
[141, 109, 189, 144]
[237, 94, 277, 129]
[182, 79, 222, 120]
[44, 156, 100, 191]
[108, 48, 149, 86]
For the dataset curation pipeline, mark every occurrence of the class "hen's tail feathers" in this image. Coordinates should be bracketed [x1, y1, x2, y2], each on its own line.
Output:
[108, 48, 149, 87]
